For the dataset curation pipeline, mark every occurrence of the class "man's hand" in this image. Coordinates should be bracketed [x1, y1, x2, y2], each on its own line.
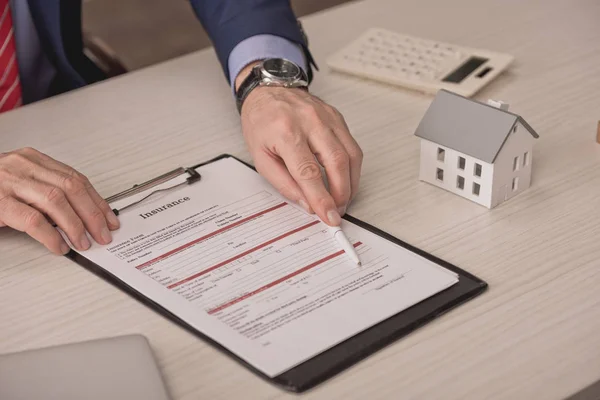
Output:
[0, 148, 120, 255]
[237, 63, 363, 226]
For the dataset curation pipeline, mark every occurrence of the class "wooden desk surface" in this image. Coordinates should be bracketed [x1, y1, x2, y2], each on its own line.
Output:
[2, 0, 600, 398]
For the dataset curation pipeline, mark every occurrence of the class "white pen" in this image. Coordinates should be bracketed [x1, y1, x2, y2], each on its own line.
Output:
[329, 225, 361, 266]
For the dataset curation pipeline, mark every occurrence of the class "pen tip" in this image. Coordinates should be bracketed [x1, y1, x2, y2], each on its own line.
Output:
[357, 261, 362, 267]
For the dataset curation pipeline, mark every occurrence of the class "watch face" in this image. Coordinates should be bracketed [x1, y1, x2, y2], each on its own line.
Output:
[262, 59, 300, 80]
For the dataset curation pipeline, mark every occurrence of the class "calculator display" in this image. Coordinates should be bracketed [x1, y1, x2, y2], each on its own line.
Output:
[442, 57, 488, 83]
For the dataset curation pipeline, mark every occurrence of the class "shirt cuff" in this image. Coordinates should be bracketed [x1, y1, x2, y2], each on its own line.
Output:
[227, 34, 308, 93]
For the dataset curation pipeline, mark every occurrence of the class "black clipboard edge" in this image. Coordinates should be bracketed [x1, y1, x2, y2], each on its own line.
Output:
[66, 153, 487, 394]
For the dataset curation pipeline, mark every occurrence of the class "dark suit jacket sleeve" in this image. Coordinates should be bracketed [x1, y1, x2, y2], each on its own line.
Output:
[188, 0, 317, 84]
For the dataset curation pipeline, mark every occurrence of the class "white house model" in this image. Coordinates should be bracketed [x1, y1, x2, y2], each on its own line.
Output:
[414, 89, 539, 209]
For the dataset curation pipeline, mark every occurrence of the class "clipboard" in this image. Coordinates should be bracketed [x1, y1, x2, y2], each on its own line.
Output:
[66, 153, 488, 393]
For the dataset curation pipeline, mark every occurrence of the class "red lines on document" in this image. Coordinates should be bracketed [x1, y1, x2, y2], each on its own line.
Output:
[136, 202, 287, 270]
[166, 220, 320, 289]
[207, 242, 363, 315]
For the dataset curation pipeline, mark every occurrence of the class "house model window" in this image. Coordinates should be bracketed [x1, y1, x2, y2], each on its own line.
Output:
[436, 168, 444, 181]
[437, 147, 445, 162]
[458, 156, 466, 170]
[414, 89, 540, 209]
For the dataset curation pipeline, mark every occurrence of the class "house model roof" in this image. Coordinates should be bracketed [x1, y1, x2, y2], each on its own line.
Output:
[414, 89, 539, 163]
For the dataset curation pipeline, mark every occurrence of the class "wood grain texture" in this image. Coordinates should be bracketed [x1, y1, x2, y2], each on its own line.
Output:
[2, 0, 600, 399]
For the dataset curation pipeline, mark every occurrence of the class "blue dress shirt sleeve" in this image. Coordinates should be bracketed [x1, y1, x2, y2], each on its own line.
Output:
[188, 0, 317, 85]
[227, 34, 307, 91]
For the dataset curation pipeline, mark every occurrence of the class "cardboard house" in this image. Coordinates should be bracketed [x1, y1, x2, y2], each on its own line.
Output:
[414, 89, 539, 209]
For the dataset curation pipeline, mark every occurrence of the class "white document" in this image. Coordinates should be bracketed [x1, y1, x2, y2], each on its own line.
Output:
[70, 157, 458, 377]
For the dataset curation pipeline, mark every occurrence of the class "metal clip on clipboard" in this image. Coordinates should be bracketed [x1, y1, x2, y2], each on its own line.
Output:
[105, 167, 201, 216]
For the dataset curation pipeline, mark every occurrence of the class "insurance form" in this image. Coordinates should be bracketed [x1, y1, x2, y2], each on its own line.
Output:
[72, 157, 458, 377]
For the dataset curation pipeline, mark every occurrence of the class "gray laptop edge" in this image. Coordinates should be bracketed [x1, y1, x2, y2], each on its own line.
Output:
[0, 334, 171, 400]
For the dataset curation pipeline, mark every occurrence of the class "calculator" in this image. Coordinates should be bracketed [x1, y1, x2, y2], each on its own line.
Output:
[326, 28, 514, 97]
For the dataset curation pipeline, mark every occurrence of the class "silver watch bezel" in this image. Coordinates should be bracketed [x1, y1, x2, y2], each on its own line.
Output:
[256, 58, 308, 88]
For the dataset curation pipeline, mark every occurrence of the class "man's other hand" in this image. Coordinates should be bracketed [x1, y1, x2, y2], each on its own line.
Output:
[0, 148, 120, 254]
[238, 71, 363, 227]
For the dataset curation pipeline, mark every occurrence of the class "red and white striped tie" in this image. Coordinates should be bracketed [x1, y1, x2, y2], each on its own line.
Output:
[0, 0, 21, 113]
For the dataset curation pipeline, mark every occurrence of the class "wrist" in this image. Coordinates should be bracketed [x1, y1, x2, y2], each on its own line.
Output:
[235, 61, 262, 93]
[234, 58, 309, 114]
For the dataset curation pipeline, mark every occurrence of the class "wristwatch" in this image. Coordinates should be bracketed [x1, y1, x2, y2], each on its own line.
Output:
[235, 58, 309, 113]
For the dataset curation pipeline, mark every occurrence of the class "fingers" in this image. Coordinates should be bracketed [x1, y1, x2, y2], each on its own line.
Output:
[254, 152, 313, 214]
[0, 147, 116, 252]
[328, 111, 363, 202]
[85, 183, 120, 231]
[309, 100, 363, 203]
[11, 179, 93, 251]
[31, 150, 120, 231]
[307, 128, 351, 215]
[239, 88, 363, 226]
[31, 167, 114, 247]
[0, 196, 70, 255]
[277, 137, 341, 226]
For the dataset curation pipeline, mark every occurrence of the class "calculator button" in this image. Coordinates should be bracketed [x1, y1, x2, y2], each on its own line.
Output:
[329, 28, 509, 89]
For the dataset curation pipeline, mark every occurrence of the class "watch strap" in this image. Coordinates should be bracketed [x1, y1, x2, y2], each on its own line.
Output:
[235, 66, 262, 114]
